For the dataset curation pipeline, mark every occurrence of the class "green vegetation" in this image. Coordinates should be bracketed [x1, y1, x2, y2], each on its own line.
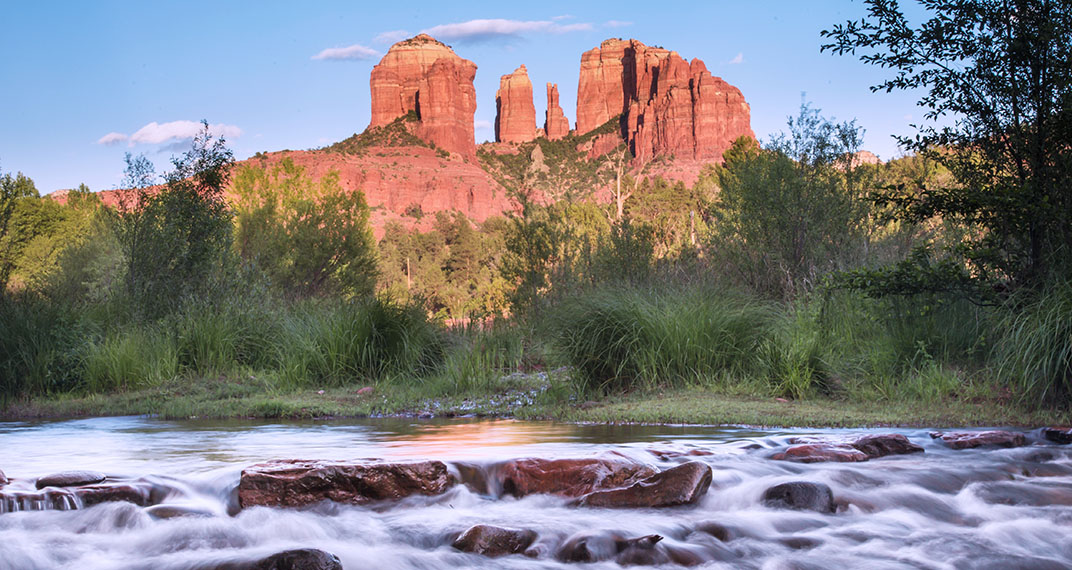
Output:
[327, 112, 431, 156]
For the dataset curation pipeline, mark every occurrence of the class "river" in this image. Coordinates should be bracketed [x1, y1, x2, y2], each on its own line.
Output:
[1, 416, 1070, 569]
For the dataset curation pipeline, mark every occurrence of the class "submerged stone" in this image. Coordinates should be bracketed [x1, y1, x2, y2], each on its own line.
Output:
[451, 524, 537, 557]
[36, 470, 106, 489]
[762, 481, 836, 514]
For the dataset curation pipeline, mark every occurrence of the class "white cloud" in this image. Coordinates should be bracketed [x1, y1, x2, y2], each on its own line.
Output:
[374, 30, 411, 44]
[474, 119, 494, 130]
[422, 19, 592, 42]
[97, 132, 128, 145]
[728, 52, 744, 65]
[97, 121, 242, 148]
[604, 20, 633, 28]
[552, 14, 574, 21]
[311, 43, 379, 61]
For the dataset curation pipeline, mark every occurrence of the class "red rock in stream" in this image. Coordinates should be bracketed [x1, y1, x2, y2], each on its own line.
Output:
[36, 470, 107, 489]
[452, 524, 537, 557]
[772, 444, 869, 463]
[931, 431, 1027, 449]
[497, 456, 656, 498]
[575, 461, 712, 508]
[237, 459, 453, 508]
[850, 434, 924, 458]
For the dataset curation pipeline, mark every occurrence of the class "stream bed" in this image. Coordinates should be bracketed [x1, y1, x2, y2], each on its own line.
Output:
[1, 416, 1071, 569]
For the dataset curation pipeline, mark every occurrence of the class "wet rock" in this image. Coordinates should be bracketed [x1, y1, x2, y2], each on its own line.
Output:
[1042, 427, 1072, 445]
[451, 524, 537, 557]
[850, 434, 924, 458]
[496, 456, 656, 498]
[779, 536, 823, 550]
[237, 459, 454, 509]
[647, 448, 714, 461]
[0, 469, 6, 486]
[771, 444, 869, 463]
[762, 481, 836, 514]
[932, 430, 1027, 449]
[693, 521, 736, 542]
[76, 482, 160, 508]
[557, 531, 662, 563]
[144, 504, 216, 519]
[36, 470, 107, 489]
[215, 548, 343, 570]
[575, 461, 712, 508]
[616, 535, 670, 566]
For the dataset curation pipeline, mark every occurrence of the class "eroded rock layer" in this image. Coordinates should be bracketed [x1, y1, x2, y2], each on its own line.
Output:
[369, 34, 478, 159]
[575, 38, 753, 162]
[544, 83, 570, 140]
[495, 65, 537, 143]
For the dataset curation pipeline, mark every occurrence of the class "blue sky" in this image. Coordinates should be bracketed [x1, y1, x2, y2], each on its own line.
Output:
[1, 1, 930, 193]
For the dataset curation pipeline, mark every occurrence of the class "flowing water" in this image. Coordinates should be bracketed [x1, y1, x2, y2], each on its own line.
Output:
[2, 416, 1071, 569]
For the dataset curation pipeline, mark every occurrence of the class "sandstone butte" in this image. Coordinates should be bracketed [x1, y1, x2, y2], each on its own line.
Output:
[495, 65, 538, 144]
[369, 34, 478, 161]
[544, 83, 570, 140]
[575, 38, 754, 164]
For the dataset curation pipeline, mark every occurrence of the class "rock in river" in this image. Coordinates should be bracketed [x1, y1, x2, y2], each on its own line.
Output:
[452, 524, 537, 557]
[762, 481, 836, 514]
[36, 470, 107, 489]
[931, 431, 1027, 450]
[496, 456, 656, 498]
[574, 461, 712, 508]
[238, 459, 454, 509]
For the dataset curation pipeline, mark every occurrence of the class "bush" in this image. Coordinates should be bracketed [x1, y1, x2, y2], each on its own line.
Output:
[547, 284, 775, 393]
[996, 280, 1072, 406]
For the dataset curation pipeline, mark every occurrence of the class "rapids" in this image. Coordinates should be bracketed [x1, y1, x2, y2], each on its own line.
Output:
[1, 417, 1071, 569]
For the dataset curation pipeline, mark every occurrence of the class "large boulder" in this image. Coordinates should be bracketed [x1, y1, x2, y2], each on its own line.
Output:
[237, 459, 453, 509]
[931, 431, 1027, 449]
[369, 34, 478, 160]
[495, 65, 537, 143]
[574, 461, 712, 508]
[762, 481, 836, 514]
[36, 470, 107, 489]
[495, 456, 656, 498]
[451, 524, 537, 557]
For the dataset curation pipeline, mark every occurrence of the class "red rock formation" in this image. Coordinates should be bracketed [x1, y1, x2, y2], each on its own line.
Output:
[495, 65, 537, 143]
[575, 38, 753, 162]
[544, 83, 570, 140]
[369, 34, 478, 160]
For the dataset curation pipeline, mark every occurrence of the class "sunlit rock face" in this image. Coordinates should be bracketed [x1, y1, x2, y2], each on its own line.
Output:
[495, 65, 537, 144]
[576, 38, 753, 162]
[369, 34, 478, 160]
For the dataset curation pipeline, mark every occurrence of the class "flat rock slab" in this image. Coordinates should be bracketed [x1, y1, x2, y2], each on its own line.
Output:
[774, 434, 924, 463]
[452, 524, 537, 557]
[931, 431, 1027, 449]
[2, 481, 164, 514]
[496, 456, 657, 498]
[238, 459, 454, 509]
[36, 470, 107, 489]
[574, 461, 712, 508]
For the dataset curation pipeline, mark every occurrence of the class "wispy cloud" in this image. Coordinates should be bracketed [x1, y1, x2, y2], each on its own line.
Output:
[728, 52, 744, 65]
[552, 14, 574, 21]
[97, 132, 128, 146]
[311, 43, 379, 61]
[474, 119, 494, 130]
[422, 19, 592, 43]
[374, 30, 411, 44]
[98, 121, 242, 147]
[604, 20, 633, 28]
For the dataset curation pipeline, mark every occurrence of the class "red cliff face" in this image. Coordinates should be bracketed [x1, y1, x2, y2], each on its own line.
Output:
[544, 83, 570, 140]
[495, 65, 537, 144]
[575, 38, 753, 163]
[369, 34, 478, 160]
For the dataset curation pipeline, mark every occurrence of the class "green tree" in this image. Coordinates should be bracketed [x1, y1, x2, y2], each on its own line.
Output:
[117, 123, 234, 317]
[822, 0, 1072, 293]
[710, 104, 868, 299]
[0, 169, 40, 289]
[232, 158, 377, 299]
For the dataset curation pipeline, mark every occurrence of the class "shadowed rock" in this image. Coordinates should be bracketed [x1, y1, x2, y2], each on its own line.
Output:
[850, 434, 924, 458]
[36, 470, 106, 489]
[762, 481, 836, 513]
[496, 456, 656, 498]
[452, 524, 537, 557]
[574, 461, 712, 508]
[213, 548, 343, 570]
[558, 531, 662, 563]
[1042, 427, 1072, 445]
[0, 469, 6, 486]
[238, 459, 453, 508]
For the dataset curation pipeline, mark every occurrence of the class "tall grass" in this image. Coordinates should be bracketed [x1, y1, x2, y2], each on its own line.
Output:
[996, 279, 1072, 406]
[0, 296, 85, 400]
[546, 284, 776, 393]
